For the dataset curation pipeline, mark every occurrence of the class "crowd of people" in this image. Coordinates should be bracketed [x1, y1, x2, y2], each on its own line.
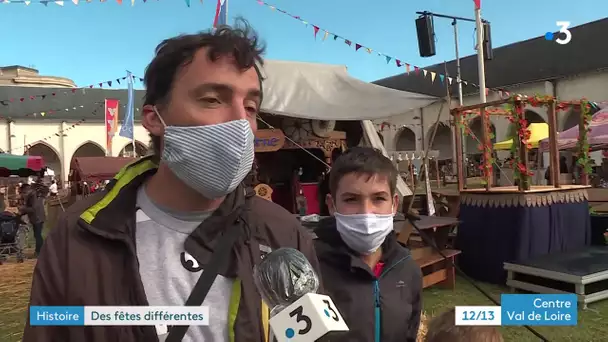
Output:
[21, 21, 502, 342]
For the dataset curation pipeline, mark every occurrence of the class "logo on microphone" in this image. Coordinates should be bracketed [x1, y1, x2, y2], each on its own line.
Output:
[180, 252, 203, 272]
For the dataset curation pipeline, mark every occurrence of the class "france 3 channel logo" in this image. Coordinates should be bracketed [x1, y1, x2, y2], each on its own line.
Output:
[545, 21, 572, 45]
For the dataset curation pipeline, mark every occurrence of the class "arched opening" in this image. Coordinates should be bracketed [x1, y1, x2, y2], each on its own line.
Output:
[119, 141, 148, 157]
[466, 117, 496, 154]
[72, 141, 106, 160]
[505, 110, 547, 138]
[395, 127, 416, 151]
[427, 123, 453, 160]
[562, 108, 580, 131]
[25, 142, 62, 180]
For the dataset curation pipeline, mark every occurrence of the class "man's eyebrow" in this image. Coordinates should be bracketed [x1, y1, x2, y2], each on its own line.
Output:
[190, 83, 261, 99]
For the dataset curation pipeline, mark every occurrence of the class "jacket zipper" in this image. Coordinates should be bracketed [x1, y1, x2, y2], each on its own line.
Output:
[373, 255, 411, 342]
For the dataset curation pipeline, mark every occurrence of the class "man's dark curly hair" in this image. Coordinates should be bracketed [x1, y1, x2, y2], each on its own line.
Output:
[144, 18, 265, 161]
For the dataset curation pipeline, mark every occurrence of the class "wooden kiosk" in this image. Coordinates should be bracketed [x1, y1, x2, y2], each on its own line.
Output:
[452, 95, 593, 285]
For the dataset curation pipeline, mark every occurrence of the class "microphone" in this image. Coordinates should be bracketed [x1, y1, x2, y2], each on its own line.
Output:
[253, 248, 349, 342]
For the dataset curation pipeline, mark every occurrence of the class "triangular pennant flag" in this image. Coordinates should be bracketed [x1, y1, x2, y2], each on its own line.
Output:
[414, 66, 420, 75]
[396, 60, 402, 67]
[184, 0, 190, 6]
[25, 1, 31, 5]
[117, 0, 122, 4]
[439, 74, 445, 83]
[322, 31, 329, 41]
[40, 1, 49, 6]
[448, 77, 453, 85]
[132, 0, 135, 5]
[423, 69, 428, 77]
[430, 72, 436, 82]
[345, 40, 352, 46]
[313, 26, 319, 38]
[366, 48, 372, 54]
[385, 56, 391, 64]
[355, 44, 362, 51]
[54, 1, 64, 5]
[333, 35, 338, 40]
[108, 81, 112, 87]
[72, 0, 78, 4]
[463, 80, 468, 85]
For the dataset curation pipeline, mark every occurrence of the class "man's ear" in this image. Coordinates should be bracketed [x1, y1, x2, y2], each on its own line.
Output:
[326, 193, 336, 216]
[142, 104, 164, 138]
[392, 194, 400, 214]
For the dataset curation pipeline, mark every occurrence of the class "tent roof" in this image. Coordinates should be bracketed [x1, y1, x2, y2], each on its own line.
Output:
[260, 60, 439, 120]
[494, 123, 549, 150]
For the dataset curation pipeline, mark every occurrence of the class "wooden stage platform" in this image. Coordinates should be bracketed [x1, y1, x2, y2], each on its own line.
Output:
[505, 247, 608, 309]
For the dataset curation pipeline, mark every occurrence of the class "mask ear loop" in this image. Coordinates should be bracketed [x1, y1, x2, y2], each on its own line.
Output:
[153, 106, 168, 128]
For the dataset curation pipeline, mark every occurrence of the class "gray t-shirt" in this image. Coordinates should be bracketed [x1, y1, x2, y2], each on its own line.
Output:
[136, 186, 234, 341]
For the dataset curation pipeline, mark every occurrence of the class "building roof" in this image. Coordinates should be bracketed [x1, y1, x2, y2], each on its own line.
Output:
[0, 87, 145, 122]
[373, 18, 608, 97]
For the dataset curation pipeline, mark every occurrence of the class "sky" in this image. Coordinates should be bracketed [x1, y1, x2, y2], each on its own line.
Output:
[0, 0, 606, 89]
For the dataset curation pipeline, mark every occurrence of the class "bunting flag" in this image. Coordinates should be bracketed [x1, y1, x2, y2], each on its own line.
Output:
[1, 0, 202, 5]
[474, 0, 481, 10]
[256, 1, 513, 99]
[0, 74, 143, 109]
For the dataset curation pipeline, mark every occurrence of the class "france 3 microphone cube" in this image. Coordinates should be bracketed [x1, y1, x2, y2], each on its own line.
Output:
[455, 294, 578, 326]
[269, 293, 349, 342]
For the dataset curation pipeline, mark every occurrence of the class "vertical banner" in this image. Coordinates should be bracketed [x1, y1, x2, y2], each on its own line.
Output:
[105, 99, 120, 156]
[119, 72, 135, 141]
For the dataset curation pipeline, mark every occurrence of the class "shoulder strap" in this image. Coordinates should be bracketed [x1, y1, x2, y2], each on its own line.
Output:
[165, 221, 243, 342]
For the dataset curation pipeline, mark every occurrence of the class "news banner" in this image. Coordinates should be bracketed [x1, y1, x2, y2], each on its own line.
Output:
[30, 294, 577, 328]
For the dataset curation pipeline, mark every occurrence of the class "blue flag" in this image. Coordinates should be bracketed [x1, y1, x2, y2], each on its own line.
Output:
[119, 72, 134, 140]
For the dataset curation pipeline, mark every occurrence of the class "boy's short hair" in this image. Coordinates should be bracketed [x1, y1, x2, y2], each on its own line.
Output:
[329, 147, 397, 196]
[425, 308, 503, 342]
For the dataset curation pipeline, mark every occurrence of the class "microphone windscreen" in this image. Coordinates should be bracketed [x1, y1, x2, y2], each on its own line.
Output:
[253, 247, 320, 310]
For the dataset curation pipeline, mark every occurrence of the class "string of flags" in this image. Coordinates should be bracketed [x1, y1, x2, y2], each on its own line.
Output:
[12, 104, 104, 154]
[0, 74, 143, 109]
[1, 0, 201, 6]
[1, 100, 140, 120]
[256, 1, 513, 99]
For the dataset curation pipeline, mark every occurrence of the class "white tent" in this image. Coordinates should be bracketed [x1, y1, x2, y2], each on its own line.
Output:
[260, 60, 439, 120]
[260, 60, 439, 196]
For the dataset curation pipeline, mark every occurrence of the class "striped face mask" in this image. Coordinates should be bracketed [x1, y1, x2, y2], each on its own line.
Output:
[154, 108, 255, 199]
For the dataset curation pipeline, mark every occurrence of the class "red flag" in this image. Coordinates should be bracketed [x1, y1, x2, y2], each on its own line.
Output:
[473, 0, 480, 9]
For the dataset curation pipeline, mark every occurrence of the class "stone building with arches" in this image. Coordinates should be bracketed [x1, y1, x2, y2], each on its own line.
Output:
[373, 18, 608, 160]
[0, 71, 150, 184]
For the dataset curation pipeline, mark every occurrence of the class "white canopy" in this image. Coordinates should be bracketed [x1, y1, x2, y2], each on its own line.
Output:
[260, 60, 439, 120]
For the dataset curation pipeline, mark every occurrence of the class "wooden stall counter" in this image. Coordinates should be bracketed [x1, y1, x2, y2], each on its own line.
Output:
[397, 215, 461, 289]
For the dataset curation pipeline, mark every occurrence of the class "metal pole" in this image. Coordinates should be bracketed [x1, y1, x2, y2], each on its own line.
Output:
[224, 0, 229, 24]
[475, 7, 487, 103]
[452, 19, 467, 187]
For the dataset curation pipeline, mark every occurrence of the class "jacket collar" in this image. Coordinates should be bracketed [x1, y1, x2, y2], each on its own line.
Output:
[314, 216, 410, 276]
[78, 156, 255, 244]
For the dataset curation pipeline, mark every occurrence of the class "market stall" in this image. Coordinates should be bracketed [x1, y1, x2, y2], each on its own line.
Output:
[250, 60, 439, 214]
[452, 95, 592, 284]
[0, 154, 45, 178]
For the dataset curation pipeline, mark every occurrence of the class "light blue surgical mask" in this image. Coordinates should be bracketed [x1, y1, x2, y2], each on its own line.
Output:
[155, 108, 255, 199]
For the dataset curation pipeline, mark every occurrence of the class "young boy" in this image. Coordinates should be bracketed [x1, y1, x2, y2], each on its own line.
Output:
[425, 308, 504, 342]
[314, 147, 423, 342]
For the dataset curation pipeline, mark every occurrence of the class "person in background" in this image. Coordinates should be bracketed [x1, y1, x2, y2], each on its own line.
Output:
[48, 180, 58, 198]
[19, 184, 46, 256]
[424, 308, 503, 342]
[314, 147, 422, 342]
[24, 20, 321, 342]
